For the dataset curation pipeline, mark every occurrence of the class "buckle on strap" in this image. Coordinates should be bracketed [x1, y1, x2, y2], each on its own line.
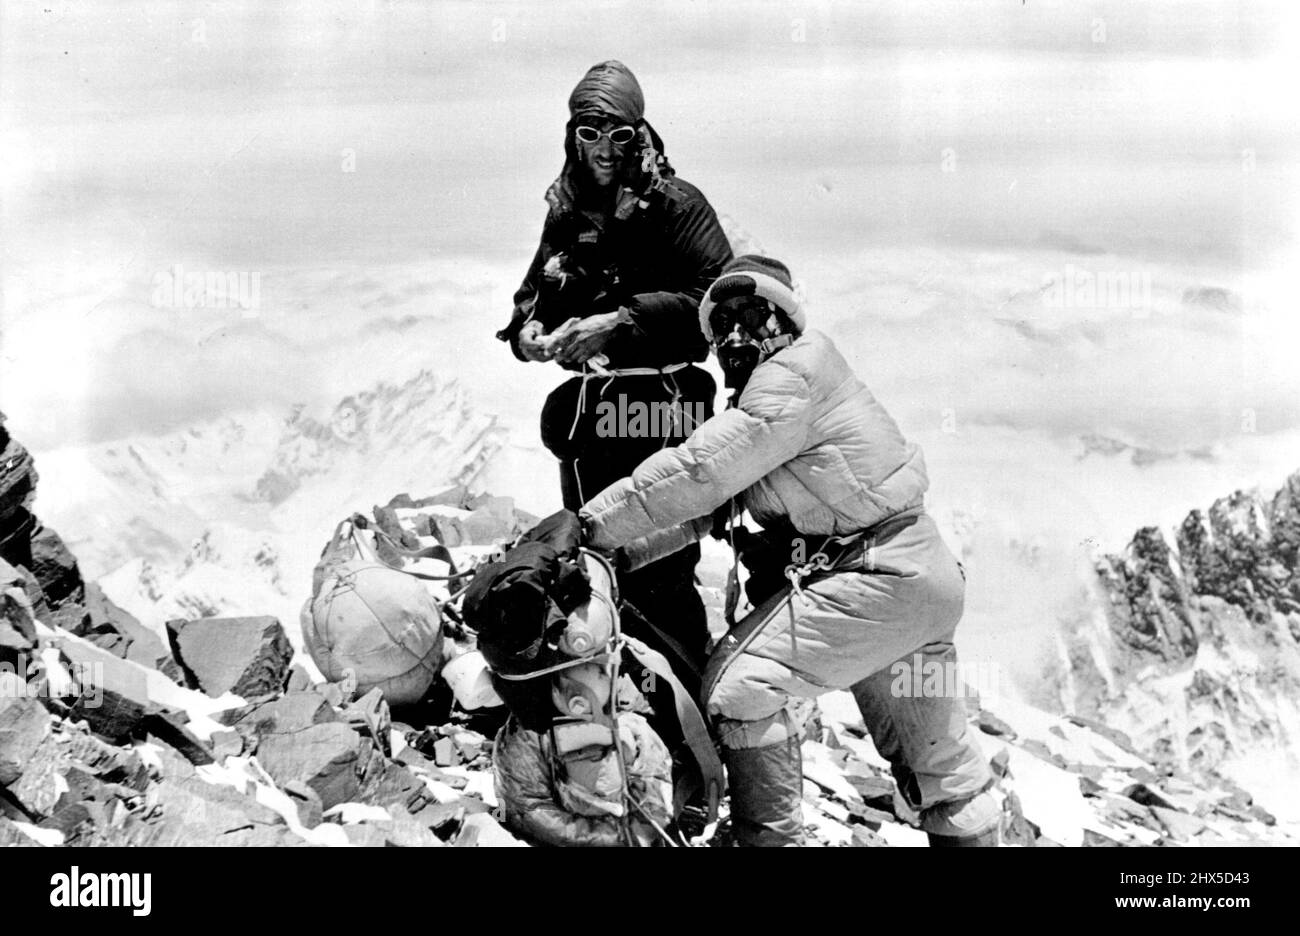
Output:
[777, 529, 873, 663]
[781, 530, 865, 591]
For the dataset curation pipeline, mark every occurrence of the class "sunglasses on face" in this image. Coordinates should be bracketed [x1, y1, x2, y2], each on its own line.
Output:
[574, 124, 638, 146]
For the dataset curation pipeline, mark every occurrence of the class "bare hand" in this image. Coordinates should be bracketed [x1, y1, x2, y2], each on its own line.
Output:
[553, 309, 628, 366]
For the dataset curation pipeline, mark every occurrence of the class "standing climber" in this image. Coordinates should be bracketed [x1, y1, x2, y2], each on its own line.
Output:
[579, 256, 1000, 846]
[498, 61, 733, 669]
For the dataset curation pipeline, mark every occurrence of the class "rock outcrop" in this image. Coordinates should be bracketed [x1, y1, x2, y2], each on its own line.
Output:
[1062, 469, 1300, 799]
[166, 615, 293, 699]
[0, 422, 526, 847]
[5, 405, 1295, 846]
[1, 414, 164, 667]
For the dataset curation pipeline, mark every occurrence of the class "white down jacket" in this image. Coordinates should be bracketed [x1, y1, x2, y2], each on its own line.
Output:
[583, 329, 928, 548]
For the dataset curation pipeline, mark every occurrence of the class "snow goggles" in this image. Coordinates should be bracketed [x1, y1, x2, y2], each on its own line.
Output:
[708, 296, 777, 346]
[575, 124, 638, 145]
[711, 296, 796, 389]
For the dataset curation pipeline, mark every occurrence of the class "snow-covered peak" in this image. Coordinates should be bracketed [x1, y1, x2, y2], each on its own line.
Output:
[1057, 470, 1300, 822]
[256, 370, 503, 512]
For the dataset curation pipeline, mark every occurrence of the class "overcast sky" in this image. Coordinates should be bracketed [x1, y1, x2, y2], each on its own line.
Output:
[3, 0, 1296, 272]
[2, 1, 1298, 451]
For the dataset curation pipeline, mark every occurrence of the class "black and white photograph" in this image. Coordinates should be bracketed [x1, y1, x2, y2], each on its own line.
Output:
[1, 0, 1297, 887]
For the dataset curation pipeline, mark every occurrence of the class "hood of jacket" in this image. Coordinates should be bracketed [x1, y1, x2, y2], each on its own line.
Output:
[545, 61, 675, 222]
[568, 60, 644, 124]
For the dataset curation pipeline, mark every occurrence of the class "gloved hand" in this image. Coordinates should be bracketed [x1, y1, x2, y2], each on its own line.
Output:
[708, 500, 733, 540]
[616, 516, 711, 572]
[729, 525, 756, 557]
[521, 509, 588, 555]
[518, 320, 554, 362]
[576, 511, 598, 549]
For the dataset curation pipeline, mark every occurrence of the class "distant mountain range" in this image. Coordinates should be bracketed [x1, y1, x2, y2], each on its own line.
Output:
[1058, 470, 1300, 816]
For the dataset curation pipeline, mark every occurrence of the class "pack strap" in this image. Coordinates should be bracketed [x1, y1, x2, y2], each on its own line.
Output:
[702, 514, 921, 710]
[348, 514, 471, 582]
[492, 647, 617, 682]
[707, 531, 871, 693]
[581, 549, 722, 825]
[624, 639, 725, 825]
[777, 531, 868, 665]
[604, 582, 637, 846]
[699, 584, 795, 717]
[618, 600, 701, 683]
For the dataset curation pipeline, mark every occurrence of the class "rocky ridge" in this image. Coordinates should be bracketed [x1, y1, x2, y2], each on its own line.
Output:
[1059, 469, 1300, 809]
[3, 415, 1296, 846]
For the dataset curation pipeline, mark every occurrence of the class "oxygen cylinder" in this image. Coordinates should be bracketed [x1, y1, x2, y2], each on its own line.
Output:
[559, 552, 615, 656]
[550, 662, 612, 719]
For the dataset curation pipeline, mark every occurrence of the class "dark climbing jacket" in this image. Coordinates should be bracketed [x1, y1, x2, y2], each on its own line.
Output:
[497, 121, 733, 370]
[499, 66, 729, 671]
